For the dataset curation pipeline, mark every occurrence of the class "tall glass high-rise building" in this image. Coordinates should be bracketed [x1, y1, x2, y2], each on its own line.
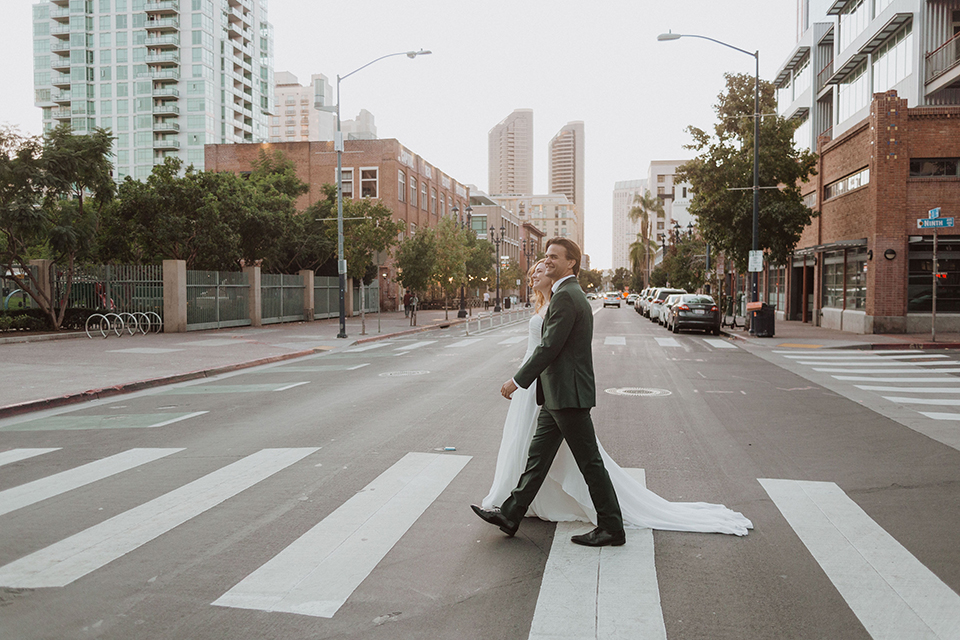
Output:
[32, 0, 274, 180]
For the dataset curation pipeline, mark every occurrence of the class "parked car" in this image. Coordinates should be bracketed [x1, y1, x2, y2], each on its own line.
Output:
[626, 293, 639, 306]
[586, 292, 599, 300]
[659, 294, 683, 326]
[638, 289, 654, 315]
[647, 288, 686, 322]
[602, 291, 621, 308]
[667, 293, 722, 335]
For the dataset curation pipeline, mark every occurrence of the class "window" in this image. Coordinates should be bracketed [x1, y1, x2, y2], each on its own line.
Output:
[766, 265, 786, 309]
[398, 170, 405, 202]
[908, 238, 960, 312]
[409, 222, 416, 235]
[431, 188, 437, 214]
[824, 167, 869, 200]
[839, 0, 868, 52]
[341, 168, 353, 199]
[821, 250, 844, 308]
[872, 23, 913, 93]
[838, 60, 869, 123]
[360, 167, 378, 198]
[910, 158, 960, 178]
[793, 56, 811, 96]
[845, 247, 867, 310]
[439, 192, 445, 216]
[410, 177, 417, 207]
[421, 182, 427, 210]
[657, 175, 664, 183]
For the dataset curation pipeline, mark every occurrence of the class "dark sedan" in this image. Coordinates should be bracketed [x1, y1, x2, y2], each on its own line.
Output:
[668, 294, 721, 335]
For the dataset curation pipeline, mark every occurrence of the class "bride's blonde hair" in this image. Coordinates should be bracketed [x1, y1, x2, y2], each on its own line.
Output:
[529, 258, 549, 313]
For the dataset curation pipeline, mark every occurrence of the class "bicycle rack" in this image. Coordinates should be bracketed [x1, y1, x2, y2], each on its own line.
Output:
[85, 311, 163, 339]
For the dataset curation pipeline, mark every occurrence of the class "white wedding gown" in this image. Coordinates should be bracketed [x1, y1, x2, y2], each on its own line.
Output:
[482, 312, 753, 536]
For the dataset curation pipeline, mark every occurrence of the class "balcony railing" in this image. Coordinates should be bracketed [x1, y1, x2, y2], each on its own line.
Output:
[138, 69, 180, 81]
[153, 138, 180, 149]
[145, 0, 179, 13]
[926, 31, 960, 84]
[145, 34, 180, 47]
[145, 17, 179, 30]
[51, 109, 72, 120]
[153, 87, 180, 98]
[145, 52, 180, 65]
[816, 59, 834, 92]
[153, 104, 180, 115]
[153, 122, 180, 132]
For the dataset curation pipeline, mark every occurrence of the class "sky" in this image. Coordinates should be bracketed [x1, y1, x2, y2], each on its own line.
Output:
[2, 0, 799, 270]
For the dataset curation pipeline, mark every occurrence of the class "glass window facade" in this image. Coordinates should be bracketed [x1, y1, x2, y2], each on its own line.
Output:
[821, 250, 845, 308]
[838, 61, 870, 124]
[908, 239, 960, 312]
[872, 23, 913, 93]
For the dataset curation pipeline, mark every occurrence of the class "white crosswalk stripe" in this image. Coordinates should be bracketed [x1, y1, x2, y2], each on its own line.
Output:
[498, 336, 527, 345]
[760, 478, 960, 639]
[604, 336, 626, 345]
[446, 338, 483, 348]
[703, 338, 738, 349]
[0, 448, 182, 517]
[0, 448, 60, 468]
[0, 448, 317, 588]
[654, 337, 681, 348]
[213, 451, 470, 618]
[394, 340, 436, 351]
[529, 469, 666, 640]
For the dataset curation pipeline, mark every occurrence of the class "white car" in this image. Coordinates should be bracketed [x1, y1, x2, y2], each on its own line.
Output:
[602, 292, 621, 308]
[648, 288, 686, 322]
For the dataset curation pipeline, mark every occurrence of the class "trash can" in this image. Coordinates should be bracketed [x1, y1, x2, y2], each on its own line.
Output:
[503, 296, 511, 309]
[751, 303, 775, 337]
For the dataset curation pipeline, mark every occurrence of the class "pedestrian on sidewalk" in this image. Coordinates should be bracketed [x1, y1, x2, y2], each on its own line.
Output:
[403, 291, 413, 317]
[409, 293, 418, 326]
[483, 291, 490, 310]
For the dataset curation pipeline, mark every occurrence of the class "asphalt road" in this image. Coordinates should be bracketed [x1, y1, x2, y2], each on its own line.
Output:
[1, 304, 959, 639]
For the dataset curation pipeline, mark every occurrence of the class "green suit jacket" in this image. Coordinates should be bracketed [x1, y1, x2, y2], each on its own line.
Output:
[514, 276, 596, 409]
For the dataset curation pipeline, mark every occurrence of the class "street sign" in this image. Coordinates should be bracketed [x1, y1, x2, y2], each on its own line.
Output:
[748, 250, 764, 272]
[918, 217, 954, 229]
[929, 207, 941, 219]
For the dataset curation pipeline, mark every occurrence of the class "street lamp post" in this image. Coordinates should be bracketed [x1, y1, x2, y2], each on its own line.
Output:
[452, 205, 473, 318]
[488, 224, 506, 312]
[321, 49, 431, 338]
[522, 239, 536, 306]
[658, 31, 760, 303]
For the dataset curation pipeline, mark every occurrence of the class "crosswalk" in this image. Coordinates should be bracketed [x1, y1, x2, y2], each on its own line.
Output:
[773, 350, 960, 421]
[2, 446, 956, 638]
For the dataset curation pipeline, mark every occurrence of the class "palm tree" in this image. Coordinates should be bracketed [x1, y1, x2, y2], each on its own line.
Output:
[628, 190, 664, 287]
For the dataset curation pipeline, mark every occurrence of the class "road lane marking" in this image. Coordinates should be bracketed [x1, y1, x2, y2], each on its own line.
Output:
[446, 339, 483, 348]
[604, 336, 626, 346]
[774, 349, 919, 355]
[498, 336, 527, 345]
[394, 341, 436, 351]
[0, 413, 207, 432]
[782, 353, 947, 360]
[344, 343, 391, 352]
[760, 478, 960, 639]
[654, 337, 681, 348]
[833, 376, 960, 382]
[529, 468, 665, 640]
[703, 338, 737, 349]
[0, 449, 60, 468]
[918, 412, 960, 420]
[260, 364, 369, 372]
[815, 367, 960, 373]
[0, 448, 317, 588]
[157, 384, 305, 395]
[800, 361, 957, 367]
[0, 448, 183, 517]
[146, 411, 208, 428]
[213, 451, 471, 618]
[273, 382, 310, 392]
[106, 347, 184, 354]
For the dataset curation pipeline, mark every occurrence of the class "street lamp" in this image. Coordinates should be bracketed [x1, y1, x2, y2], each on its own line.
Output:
[522, 238, 536, 306]
[488, 224, 506, 312]
[452, 205, 473, 318]
[658, 31, 760, 303]
[322, 49, 431, 338]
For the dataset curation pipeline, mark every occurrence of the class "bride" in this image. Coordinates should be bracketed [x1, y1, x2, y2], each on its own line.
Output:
[482, 259, 753, 536]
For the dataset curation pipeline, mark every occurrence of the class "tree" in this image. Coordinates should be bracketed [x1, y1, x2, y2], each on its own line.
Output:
[393, 230, 435, 295]
[679, 72, 818, 273]
[649, 266, 668, 288]
[628, 237, 657, 287]
[430, 217, 469, 319]
[577, 268, 602, 292]
[611, 267, 632, 291]
[0, 125, 114, 330]
[628, 190, 663, 285]
[661, 236, 708, 293]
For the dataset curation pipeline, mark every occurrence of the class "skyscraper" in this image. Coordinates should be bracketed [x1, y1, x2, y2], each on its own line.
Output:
[611, 179, 646, 271]
[548, 121, 585, 248]
[487, 108, 533, 196]
[270, 72, 376, 143]
[32, 0, 275, 180]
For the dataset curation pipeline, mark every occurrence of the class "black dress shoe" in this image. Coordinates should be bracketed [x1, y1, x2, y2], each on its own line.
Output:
[470, 504, 519, 537]
[570, 527, 626, 547]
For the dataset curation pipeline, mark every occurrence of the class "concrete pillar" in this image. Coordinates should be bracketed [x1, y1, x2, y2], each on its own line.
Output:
[243, 265, 261, 327]
[300, 269, 314, 321]
[162, 259, 187, 332]
[28, 259, 55, 306]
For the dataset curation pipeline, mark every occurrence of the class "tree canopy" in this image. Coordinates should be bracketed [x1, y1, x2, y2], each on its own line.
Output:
[678, 72, 818, 272]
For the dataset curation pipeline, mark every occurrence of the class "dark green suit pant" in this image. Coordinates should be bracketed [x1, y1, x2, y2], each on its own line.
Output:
[500, 407, 624, 533]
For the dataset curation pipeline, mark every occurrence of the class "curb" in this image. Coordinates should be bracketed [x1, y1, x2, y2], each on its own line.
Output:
[0, 346, 329, 420]
[0, 331, 87, 345]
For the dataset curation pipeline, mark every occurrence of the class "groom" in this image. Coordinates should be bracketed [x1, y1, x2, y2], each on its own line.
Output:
[472, 238, 625, 547]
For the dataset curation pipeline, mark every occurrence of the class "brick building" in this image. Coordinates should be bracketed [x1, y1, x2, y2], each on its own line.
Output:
[758, 90, 960, 334]
[206, 139, 471, 311]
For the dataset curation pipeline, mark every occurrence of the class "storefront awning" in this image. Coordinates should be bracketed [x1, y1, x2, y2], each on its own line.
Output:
[793, 238, 868, 256]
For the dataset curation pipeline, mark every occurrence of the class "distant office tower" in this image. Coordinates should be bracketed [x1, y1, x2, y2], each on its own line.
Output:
[270, 72, 375, 143]
[488, 109, 533, 196]
[341, 108, 377, 141]
[611, 179, 647, 271]
[32, 0, 275, 180]
[548, 121, 585, 248]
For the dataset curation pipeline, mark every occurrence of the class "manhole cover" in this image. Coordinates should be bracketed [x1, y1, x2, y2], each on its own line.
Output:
[604, 387, 672, 397]
[379, 370, 430, 377]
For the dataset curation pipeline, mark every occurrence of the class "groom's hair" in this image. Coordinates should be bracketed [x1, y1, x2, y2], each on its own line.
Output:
[546, 237, 582, 276]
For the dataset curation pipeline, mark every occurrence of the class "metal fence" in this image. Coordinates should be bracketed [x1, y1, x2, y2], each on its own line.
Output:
[262, 273, 305, 324]
[60, 264, 163, 314]
[314, 276, 339, 320]
[186, 270, 250, 330]
[2, 265, 39, 311]
[353, 280, 380, 314]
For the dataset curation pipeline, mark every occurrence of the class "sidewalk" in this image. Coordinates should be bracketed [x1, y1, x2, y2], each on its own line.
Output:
[0, 308, 487, 419]
[722, 317, 960, 350]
